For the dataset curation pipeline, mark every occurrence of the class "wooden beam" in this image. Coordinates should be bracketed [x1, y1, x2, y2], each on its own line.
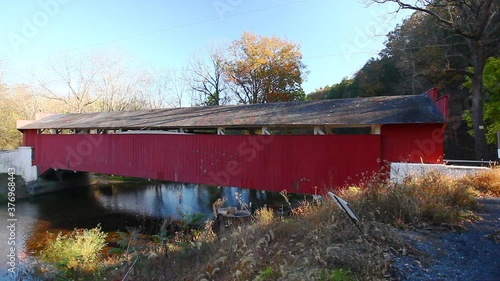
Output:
[262, 126, 271, 135]
[314, 126, 325, 135]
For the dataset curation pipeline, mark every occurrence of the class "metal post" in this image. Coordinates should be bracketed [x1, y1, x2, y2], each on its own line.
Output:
[497, 131, 500, 160]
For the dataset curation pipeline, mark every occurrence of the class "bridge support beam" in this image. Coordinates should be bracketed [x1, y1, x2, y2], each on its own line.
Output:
[314, 126, 325, 135]
[262, 126, 271, 135]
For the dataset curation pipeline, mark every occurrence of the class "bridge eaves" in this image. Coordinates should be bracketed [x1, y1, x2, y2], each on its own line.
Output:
[17, 94, 444, 131]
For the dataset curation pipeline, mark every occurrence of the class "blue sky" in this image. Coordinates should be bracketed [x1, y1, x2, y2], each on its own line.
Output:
[0, 0, 412, 95]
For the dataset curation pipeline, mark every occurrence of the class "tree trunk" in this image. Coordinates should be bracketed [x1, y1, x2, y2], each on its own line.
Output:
[470, 40, 489, 160]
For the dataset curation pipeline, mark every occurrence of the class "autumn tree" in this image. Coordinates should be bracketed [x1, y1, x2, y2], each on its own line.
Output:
[225, 32, 307, 104]
[187, 44, 230, 106]
[0, 80, 17, 149]
[0, 83, 51, 149]
[369, 0, 500, 159]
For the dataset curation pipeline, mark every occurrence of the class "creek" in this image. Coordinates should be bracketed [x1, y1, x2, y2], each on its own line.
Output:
[0, 181, 298, 279]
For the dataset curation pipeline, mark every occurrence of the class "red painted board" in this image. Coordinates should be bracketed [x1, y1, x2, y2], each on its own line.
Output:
[434, 95, 449, 121]
[24, 133, 382, 194]
[381, 124, 444, 163]
[424, 88, 438, 101]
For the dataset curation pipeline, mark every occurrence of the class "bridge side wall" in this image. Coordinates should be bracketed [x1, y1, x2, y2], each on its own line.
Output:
[22, 130, 382, 194]
[381, 124, 444, 164]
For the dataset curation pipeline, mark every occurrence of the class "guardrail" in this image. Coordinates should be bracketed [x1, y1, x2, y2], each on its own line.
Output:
[444, 159, 498, 167]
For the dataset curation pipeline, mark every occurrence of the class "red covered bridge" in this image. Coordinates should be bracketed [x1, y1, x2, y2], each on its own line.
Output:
[17, 89, 447, 194]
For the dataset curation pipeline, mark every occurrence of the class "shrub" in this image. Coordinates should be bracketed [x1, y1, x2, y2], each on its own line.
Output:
[40, 226, 107, 272]
[254, 205, 274, 225]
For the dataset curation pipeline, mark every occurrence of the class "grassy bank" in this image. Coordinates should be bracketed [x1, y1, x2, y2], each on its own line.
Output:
[27, 168, 499, 280]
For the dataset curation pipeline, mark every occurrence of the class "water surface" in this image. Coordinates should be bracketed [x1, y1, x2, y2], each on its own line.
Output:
[0, 181, 297, 279]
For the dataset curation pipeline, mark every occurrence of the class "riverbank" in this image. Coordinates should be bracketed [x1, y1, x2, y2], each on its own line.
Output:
[20, 168, 499, 280]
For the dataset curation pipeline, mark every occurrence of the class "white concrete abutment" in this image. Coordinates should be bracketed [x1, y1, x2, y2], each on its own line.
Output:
[0, 147, 38, 183]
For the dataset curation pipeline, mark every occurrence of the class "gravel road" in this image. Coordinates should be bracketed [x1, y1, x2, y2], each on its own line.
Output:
[392, 197, 500, 281]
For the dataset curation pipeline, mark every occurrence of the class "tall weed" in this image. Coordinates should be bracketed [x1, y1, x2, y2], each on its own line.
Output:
[345, 171, 478, 227]
[458, 167, 500, 197]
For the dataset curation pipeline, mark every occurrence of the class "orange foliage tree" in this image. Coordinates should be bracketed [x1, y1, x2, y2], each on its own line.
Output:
[225, 32, 307, 104]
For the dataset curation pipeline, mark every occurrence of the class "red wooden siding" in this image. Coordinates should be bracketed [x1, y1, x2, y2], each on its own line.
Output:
[23, 129, 37, 148]
[22, 130, 382, 194]
[22, 122, 445, 194]
[434, 95, 449, 120]
[381, 124, 444, 163]
[424, 88, 438, 101]
[424, 87, 448, 121]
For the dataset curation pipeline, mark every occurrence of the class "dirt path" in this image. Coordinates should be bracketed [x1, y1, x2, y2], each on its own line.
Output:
[392, 198, 500, 281]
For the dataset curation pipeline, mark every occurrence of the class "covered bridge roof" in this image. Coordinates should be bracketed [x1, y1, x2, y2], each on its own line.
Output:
[18, 94, 444, 130]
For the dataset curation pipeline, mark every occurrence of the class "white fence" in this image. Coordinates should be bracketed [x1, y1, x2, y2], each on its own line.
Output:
[0, 147, 38, 182]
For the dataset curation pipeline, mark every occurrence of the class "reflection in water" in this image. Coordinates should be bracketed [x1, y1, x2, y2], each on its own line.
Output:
[0, 181, 297, 279]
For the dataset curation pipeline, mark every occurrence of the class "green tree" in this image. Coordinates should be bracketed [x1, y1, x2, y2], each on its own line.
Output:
[326, 77, 355, 99]
[307, 57, 401, 100]
[307, 77, 355, 100]
[378, 10, 481, 159]
[225, 32, 307, 104]
[370, 0, 500, 159]
[351, 56, 402, 97]
[463, 57, 500, 145]
[380, 11, 469, 95]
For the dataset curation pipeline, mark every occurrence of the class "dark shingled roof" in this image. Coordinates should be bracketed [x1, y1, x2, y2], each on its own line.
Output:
[18, 94, 444, 130]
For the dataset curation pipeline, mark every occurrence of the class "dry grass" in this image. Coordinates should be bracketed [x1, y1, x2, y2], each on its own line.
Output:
[458, 167, 500, 197]
[180, 202, 398, 281]
[87, 201, 403, 281]
[342, 171, 480, 228]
